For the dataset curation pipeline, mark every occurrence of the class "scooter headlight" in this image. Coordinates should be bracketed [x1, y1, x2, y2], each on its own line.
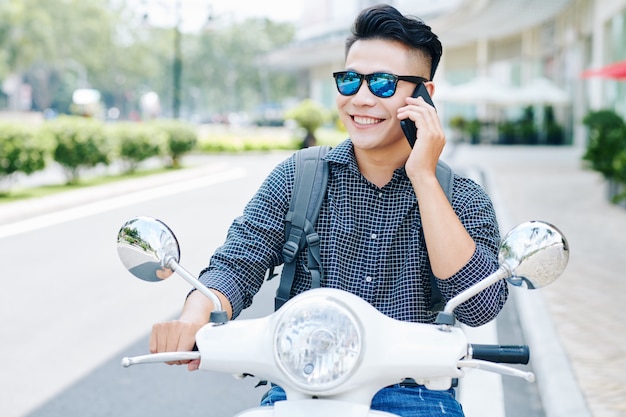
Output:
[274, 294, 362, 392]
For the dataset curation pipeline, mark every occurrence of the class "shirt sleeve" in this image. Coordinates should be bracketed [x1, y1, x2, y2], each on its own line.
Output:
[436, 176, 509, 327]
[197, 156, 293, 319]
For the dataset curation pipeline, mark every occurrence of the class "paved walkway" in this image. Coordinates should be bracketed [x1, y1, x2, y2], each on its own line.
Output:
[1, 145, 623, 417]
[448, 144, 626, 417]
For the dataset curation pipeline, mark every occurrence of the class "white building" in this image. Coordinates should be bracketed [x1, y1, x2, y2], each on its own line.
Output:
[264, 0, 626, 147]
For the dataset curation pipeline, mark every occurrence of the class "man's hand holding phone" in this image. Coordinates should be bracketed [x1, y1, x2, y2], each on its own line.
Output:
[400, 83, 437, 148]
[399, 82, 446, 181]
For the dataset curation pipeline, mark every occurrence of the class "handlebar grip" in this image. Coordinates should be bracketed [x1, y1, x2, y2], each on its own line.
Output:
[469, 344, 530, 365]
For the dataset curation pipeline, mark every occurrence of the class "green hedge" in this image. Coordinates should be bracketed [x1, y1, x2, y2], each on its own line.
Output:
[110, 122, 165, 173]
[1, 117, 346, 196]
[42, 116, 111, 184]
[0, 117, 200, 193]
[0, 123, 47, 193]
[148, 120, 198, 168]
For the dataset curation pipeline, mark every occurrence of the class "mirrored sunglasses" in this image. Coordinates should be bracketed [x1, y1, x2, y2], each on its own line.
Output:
[332, 71, 428, 98]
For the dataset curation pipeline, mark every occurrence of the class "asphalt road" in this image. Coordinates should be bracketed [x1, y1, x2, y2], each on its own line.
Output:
[1, 152, 289, 417]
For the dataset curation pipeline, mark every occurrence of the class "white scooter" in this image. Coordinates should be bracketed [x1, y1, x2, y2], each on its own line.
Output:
[116, 218, 569, 417]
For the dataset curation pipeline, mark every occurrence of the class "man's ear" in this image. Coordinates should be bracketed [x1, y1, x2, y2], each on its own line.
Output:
[425, 81, 435, 97]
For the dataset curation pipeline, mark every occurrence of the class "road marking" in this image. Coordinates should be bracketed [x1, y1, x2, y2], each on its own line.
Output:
[0, 167, 247, 239]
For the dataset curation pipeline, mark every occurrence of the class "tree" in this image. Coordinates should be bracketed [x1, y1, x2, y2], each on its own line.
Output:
[0, 3, 299, 119]
[285, 99, 330, 148]
[184, 18, 297, 118]
[0, 0, 118, 110]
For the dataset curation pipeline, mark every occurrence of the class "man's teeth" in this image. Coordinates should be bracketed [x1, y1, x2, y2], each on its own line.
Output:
[353, 116, 381, 125]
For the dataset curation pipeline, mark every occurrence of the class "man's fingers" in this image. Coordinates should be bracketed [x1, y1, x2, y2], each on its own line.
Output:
[149, 320, 200, 366]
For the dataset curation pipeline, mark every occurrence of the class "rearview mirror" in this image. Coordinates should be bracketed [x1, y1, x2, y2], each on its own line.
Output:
[437, 220, 569, 325]
[116, 216, 179, 282]
[116, 216, 227, 323]
[499, 220, 569, 289]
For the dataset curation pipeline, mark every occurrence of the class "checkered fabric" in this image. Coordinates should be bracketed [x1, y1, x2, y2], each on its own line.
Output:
[200, 139, 507, 325]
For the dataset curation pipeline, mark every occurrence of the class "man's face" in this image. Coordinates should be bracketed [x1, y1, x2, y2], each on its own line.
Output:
[336, 39, 431, 152]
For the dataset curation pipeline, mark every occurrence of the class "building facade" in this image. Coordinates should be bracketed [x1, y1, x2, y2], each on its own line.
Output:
[264, 0, 626, 147]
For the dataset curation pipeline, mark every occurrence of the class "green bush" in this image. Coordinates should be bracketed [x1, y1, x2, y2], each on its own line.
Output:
[465, 119, 482, 144]
[582, 109, 626, 204]
[198, 136, 246, 153]
[449, 116, 482, 144]
[43, 116, 111, 184]
[582, 110, 626, 180]
[0, 123, 47, 193]
[150, 120, 197, 168]
[285, 99, 330, 148]
[497, 120, 517, 144]
[204, 136, 299, 152]
[449, 115, 466, 130]
[111, 123, 165, 173]
[612, 149, 626, 203]
[544, 106, 565, 145]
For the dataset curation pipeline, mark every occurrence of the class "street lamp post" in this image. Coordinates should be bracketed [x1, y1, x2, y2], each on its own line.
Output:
[142, 0, 214, 119]
[143, 0, 183, 119]
[172, 0, 182, 119]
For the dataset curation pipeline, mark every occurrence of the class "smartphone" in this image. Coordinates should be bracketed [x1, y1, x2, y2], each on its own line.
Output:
[401, 83, 436, 147]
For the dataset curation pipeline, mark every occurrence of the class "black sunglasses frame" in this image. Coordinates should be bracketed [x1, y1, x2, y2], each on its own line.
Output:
[332, 71, 429, 98]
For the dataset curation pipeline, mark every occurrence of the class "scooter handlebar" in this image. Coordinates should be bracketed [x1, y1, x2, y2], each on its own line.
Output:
[469, 344, 530, 365]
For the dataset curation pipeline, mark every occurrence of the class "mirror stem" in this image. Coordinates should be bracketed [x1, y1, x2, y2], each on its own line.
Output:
[443, 266, 510, 315]
[164, 255, 227, 322]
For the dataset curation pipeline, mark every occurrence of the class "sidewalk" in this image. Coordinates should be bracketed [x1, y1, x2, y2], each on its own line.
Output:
[1, 146, 623, 417]
[449, 144, 626, 417]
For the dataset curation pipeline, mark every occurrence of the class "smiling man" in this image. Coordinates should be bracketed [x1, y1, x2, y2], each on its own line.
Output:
[149, 4, 508, 416]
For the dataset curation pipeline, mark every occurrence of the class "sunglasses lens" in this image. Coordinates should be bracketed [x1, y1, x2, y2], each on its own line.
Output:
[335, 72, 362, 95]
[368, 73, 397, 98]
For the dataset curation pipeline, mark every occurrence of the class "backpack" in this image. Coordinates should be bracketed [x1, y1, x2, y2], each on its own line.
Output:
[270, 145, 455, 312]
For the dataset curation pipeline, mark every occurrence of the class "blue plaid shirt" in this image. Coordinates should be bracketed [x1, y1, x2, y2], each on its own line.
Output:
[200, 139, 507, 326]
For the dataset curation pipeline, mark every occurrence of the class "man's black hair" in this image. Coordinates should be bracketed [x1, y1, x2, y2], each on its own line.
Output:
[345, 4, 443, 80]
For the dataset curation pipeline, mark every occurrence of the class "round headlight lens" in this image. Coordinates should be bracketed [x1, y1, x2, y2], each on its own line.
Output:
[274, 295, 362, 392]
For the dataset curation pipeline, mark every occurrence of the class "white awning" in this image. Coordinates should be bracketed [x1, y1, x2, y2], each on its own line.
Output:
[434, 76, 517, 104]
[431, 0, 574, 47]
[435, 77, 570, 106]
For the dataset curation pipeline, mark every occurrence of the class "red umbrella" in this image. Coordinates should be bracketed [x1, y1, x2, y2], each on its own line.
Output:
[581, 60, 626, 80]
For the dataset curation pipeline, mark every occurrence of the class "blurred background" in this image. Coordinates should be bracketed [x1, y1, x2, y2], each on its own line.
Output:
[1, 0, 623, 141]
[3, 0, 626, 263]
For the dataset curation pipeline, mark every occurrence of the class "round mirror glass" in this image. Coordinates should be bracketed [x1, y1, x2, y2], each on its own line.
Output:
[116, 216, 180, 282]
[498, 220, 569, 289]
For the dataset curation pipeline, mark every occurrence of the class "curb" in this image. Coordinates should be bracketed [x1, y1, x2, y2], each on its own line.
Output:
[481, 164, 593, 417]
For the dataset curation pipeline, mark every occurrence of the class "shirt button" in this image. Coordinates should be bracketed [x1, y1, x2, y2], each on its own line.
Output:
[365, 276, 374, 282]
[371, 233, 377, 239]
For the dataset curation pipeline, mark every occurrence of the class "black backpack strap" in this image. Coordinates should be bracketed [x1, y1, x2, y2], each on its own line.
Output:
[272, 151, 453, 313]
[274, 146, 330, 310]
[428, 159, 455, 312]
[436, 159, 454, 204]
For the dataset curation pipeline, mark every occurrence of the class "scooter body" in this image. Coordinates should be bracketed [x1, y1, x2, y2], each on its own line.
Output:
[117, 218, 569, 417]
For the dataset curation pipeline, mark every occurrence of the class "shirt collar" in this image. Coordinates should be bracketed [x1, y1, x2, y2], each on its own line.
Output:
[324, 139, 410, 187]
[324, 138, 354, 166]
